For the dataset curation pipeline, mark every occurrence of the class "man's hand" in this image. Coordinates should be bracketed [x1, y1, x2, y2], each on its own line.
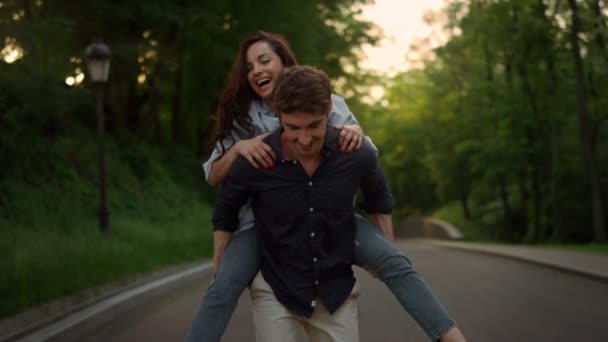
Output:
[368, 213, 394, 242]
[363, 264, 380, 279]
[213, 230, 234, 273]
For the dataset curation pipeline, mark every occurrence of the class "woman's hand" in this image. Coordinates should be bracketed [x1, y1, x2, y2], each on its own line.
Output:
[333, 124, 364, 153]
[236, 132, 277, 169]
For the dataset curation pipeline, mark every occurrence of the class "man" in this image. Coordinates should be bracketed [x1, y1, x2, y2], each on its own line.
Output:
[212, 65, 395, 341]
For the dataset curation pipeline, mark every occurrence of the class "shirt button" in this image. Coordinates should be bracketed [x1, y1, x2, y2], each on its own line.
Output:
[315, 280, 319, 285]
[309, 207, 314, 212]
[308, 181, 313, 186]
[292, 160, 297, 164]
[313, 257, 318, 262]
[310, 232, 315, 237]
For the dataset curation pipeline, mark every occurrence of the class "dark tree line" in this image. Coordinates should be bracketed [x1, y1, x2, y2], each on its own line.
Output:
[0, 0, 377, 156]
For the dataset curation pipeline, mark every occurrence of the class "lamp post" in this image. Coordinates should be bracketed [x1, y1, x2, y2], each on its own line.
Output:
[85, 41, 111, 233]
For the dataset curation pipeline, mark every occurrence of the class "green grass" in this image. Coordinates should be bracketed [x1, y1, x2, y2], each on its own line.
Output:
[431, 201, 492, 241]
[431, 202, 608, 255]
[534, 243, 608, 255]
[0, 210, 212, 318]
[0, 130, 215, 319]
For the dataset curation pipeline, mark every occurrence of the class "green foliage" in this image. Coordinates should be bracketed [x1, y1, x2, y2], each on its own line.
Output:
[1, 0, 378, 149]
[0, 210, 212, 318]
[358, 0, 608, 244]
[0, 125, 213, 318]
[431, 201, 491, 242]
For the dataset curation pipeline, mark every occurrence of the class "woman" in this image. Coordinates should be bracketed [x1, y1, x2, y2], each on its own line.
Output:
[186, 31, 466, 342]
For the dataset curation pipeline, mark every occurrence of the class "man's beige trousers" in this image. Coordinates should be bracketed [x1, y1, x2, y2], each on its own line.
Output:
[250, 272, 360, 342]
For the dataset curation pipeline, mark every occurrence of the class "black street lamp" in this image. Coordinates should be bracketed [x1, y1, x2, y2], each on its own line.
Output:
[85, 40, 111, 233]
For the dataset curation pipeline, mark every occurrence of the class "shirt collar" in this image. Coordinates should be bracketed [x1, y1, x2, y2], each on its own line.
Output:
[254, 98, 274, 117]
[267, 123, 339, 162]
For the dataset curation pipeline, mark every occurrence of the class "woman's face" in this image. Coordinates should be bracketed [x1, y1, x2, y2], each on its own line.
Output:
[246, 41, 285, 101]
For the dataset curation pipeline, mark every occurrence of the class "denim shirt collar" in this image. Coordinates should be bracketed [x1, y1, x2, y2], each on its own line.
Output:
[254, 98, 275, 118]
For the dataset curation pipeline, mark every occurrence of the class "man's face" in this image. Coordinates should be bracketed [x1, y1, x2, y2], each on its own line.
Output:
[280, 111, 328, 160]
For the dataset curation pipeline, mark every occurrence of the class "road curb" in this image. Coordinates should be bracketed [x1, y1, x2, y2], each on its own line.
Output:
[2, 262, 212, 342]
[427, 240, 608, 284]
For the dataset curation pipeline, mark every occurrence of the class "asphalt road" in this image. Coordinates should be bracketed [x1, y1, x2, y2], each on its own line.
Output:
[75, 240, 608, 341]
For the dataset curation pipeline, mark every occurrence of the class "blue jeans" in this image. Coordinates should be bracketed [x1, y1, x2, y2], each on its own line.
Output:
[185, 215, 455, 341]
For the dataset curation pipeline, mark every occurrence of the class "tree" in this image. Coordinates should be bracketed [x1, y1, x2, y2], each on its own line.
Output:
[567, 0, 606, 242]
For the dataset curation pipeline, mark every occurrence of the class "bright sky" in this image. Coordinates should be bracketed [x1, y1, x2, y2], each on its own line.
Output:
[358, 0, 446, 75]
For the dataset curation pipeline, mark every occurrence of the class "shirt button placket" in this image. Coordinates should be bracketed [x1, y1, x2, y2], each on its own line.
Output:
[308, 177, 319, 297]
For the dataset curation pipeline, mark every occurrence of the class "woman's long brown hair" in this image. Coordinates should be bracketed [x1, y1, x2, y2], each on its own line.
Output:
[212, 31, 297, 155]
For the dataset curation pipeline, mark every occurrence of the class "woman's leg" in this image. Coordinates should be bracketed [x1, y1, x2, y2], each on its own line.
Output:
[185, 228, 261, 342]
[354, 214, 456, 341]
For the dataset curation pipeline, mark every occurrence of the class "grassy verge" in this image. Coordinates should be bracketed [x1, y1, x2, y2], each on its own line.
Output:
[0, 130, 215, 319]
[431, 203, 608, 255]
[0, 209, 212, 319]
[534, 243, 608, 255]
[431, 201, 492, 241]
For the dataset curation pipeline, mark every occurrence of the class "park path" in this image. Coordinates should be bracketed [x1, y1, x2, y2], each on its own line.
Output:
[69, 240, 608, 341]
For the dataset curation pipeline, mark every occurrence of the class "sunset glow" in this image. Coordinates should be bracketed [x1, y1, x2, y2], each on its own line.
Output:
[358, 0, 446, 75]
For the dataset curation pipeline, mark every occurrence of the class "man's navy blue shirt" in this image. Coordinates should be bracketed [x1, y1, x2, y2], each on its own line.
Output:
[212, 126, 394, 317]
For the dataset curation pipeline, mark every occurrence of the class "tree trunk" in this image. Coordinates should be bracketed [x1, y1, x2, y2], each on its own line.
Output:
[125, 83, 141, 133]
[22, 0, 32, 19]
[499, 174, 514, 230]
[517, 64, 547, 242]
[589, 0, 608, 66]
[138, 75, 162, 139]
[531, 169, 542, 241]
[535, 0, 564, 241]
[171, 51, 185, 144]
[517, 171, 529, 235]
[461, 189, 471, 220]
[547, 55, 564, 241]
[568, 0, 607, 242]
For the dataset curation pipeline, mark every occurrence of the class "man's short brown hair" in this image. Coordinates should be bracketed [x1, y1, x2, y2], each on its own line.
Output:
[272, 66, 332, 115]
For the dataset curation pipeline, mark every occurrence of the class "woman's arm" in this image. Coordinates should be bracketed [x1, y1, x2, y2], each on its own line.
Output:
[208, 132, 276, 186]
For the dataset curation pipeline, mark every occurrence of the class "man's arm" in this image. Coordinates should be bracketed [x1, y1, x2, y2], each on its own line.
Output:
[211, 158, 256, 271]
[357, 143, 396, 236]
[368, 213, 394, 242]
[212, 230, 234, 273]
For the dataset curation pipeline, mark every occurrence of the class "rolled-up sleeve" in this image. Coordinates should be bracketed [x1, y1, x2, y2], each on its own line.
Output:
[328, 94, 378, 154]
[203, 132, 244, 182]
[357, 144, 395, 214]
[212, 158, 255, 232]
[329, 94, 359, 126]
[202, 120, 252, 182]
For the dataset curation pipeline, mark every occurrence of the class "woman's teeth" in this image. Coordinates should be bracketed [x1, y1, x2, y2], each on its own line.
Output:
[257, 78, 271, 87]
